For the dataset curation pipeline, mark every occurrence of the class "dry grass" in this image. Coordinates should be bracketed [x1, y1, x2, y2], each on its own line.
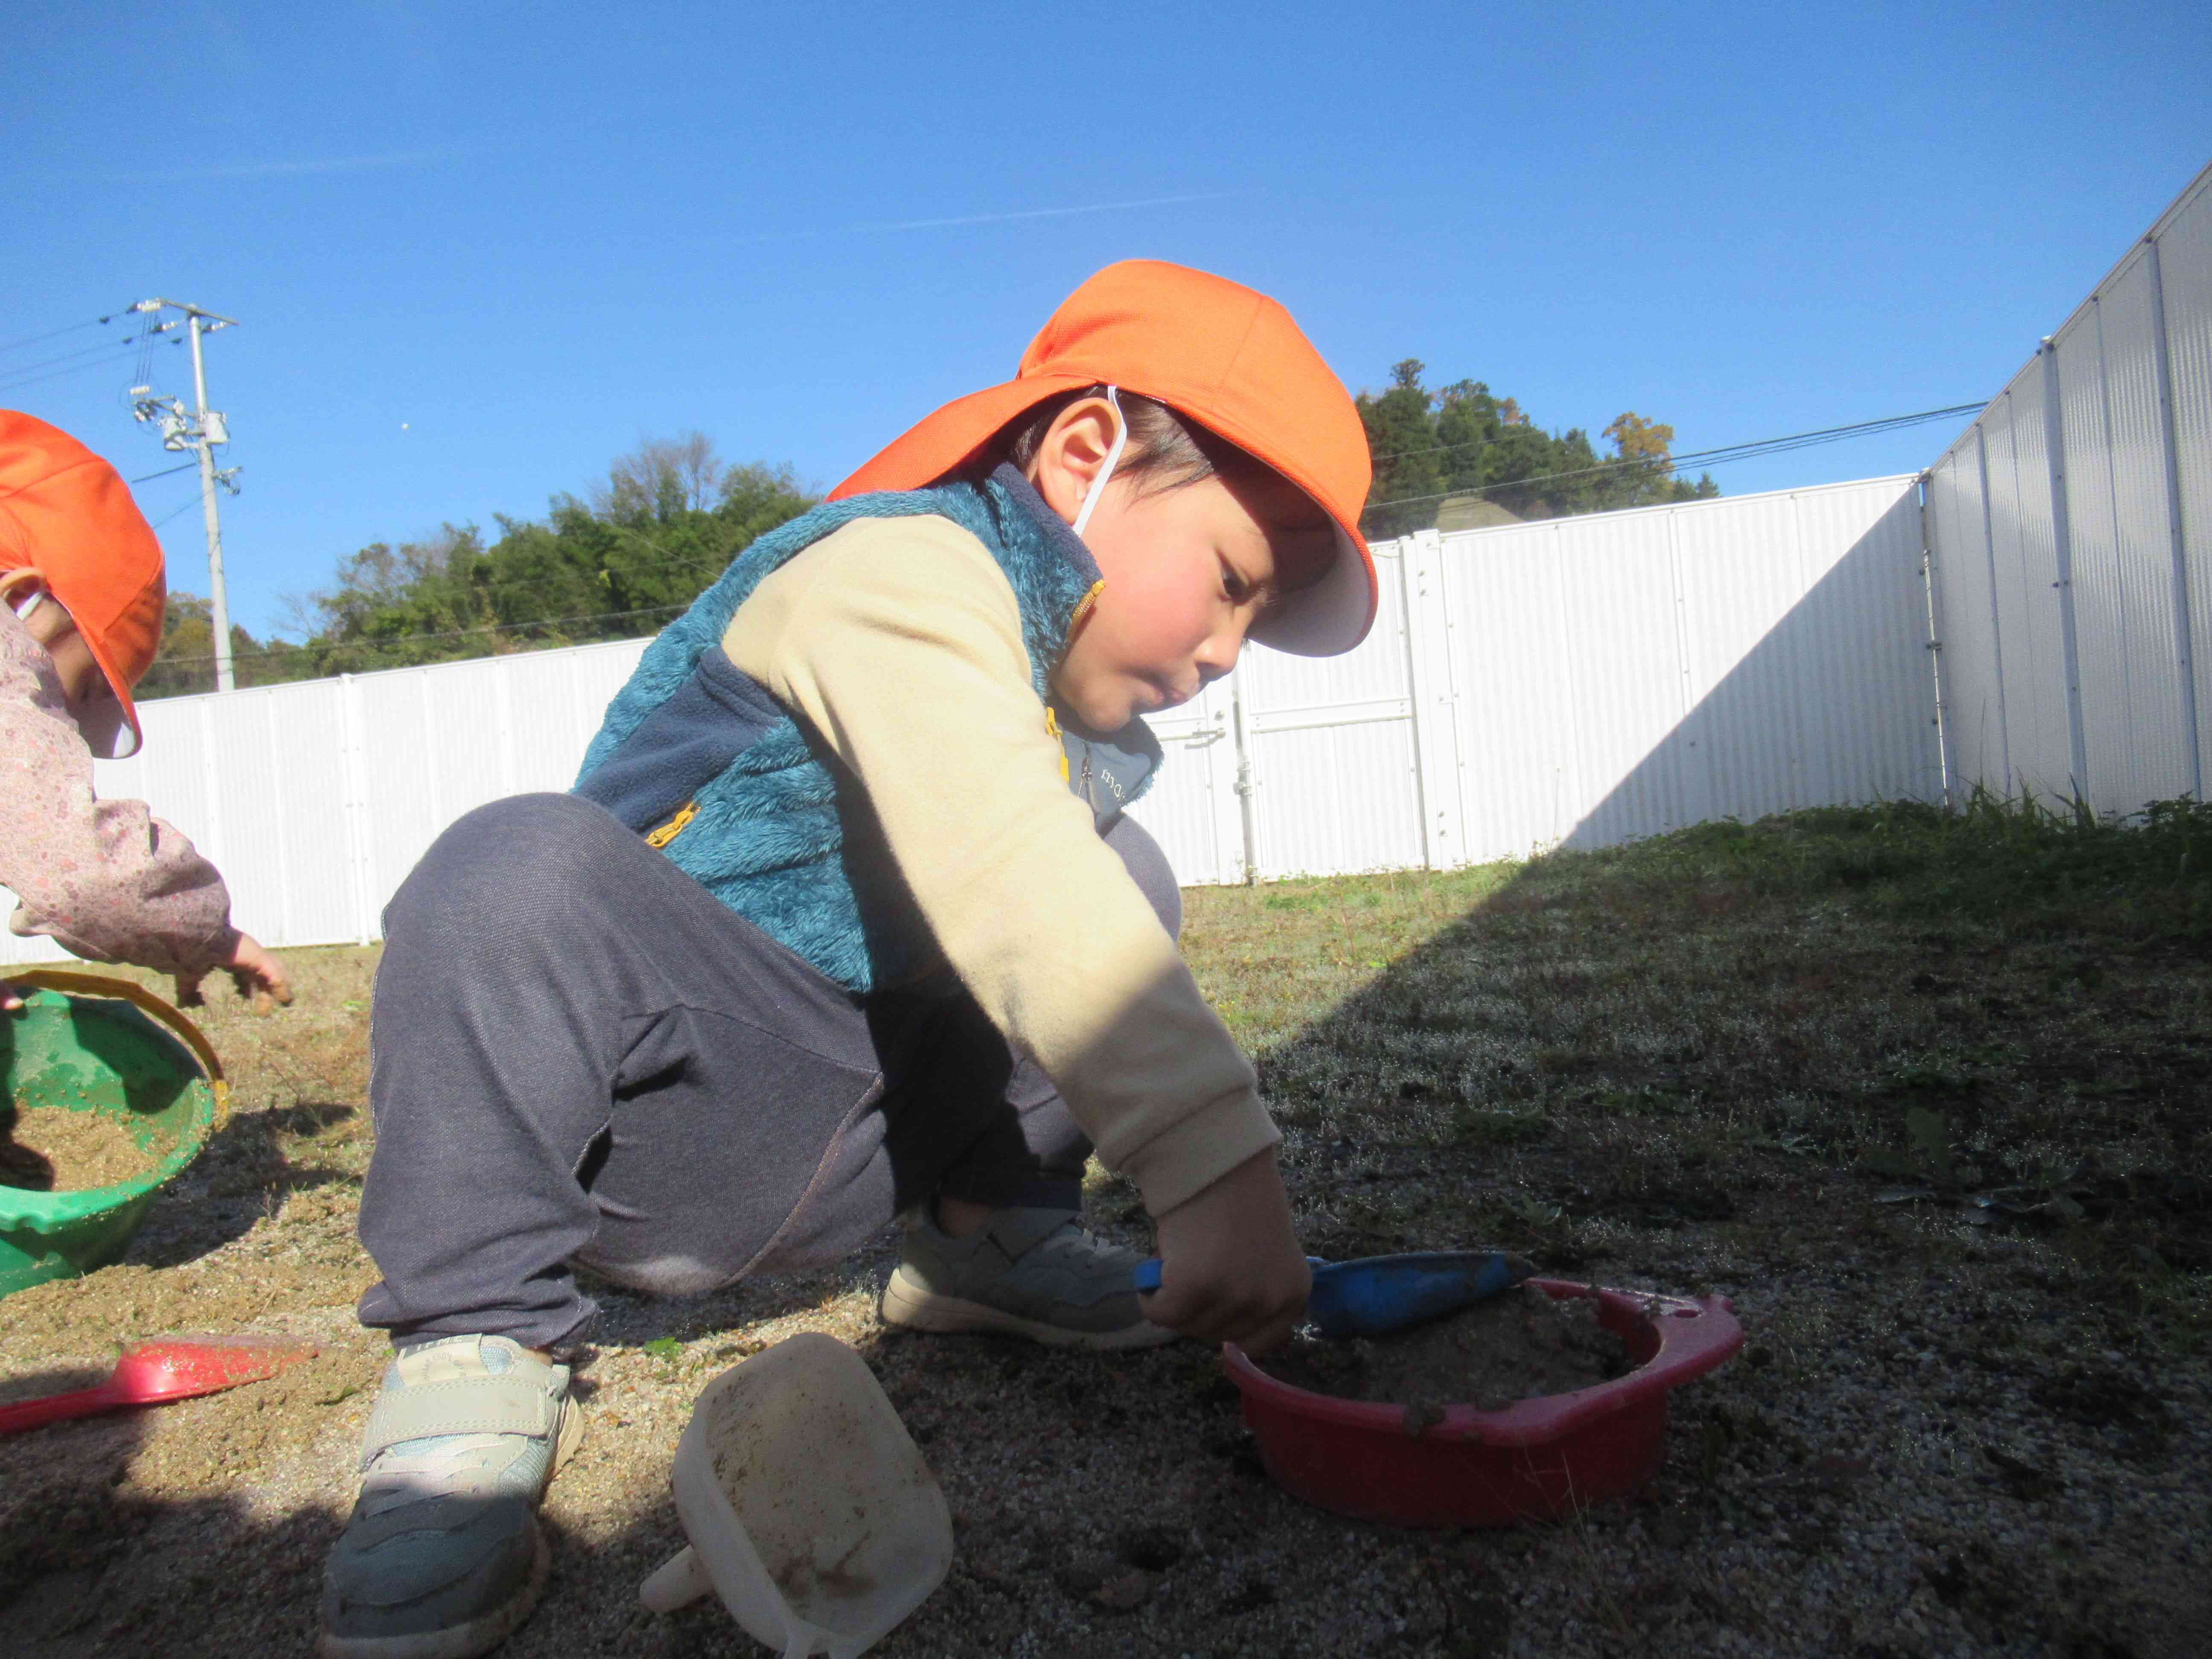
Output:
[5, 798, 2211, 1655]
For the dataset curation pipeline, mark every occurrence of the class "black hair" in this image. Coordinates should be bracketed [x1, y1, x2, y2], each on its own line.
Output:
[999, 387, 1261, 498]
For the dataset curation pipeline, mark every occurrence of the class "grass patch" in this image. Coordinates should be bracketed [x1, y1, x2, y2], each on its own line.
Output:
[1186, 795, 2212, 1304]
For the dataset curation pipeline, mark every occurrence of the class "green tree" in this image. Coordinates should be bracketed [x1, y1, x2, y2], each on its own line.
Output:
[1356, 362, 1719, 536]
[139, 592, 310, 698]
[1358, 360, 1446, 539]
[143, 436, 818, 696]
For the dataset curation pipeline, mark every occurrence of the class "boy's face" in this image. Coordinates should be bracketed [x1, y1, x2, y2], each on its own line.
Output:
[1033, 402, 1336, 731]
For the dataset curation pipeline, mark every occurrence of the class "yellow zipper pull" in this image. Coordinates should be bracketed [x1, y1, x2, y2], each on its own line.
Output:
[1044, 705, 1069, 782]
[646, 799, 699, 848]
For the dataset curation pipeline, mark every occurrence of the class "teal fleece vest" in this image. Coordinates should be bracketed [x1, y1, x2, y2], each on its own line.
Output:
[573, 464, 1160, 993]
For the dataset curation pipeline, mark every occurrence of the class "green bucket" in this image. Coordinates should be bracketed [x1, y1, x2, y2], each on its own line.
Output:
[0, 969, 226, 1302]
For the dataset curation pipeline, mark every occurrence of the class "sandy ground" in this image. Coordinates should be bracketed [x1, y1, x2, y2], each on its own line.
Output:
[5, 824, 2210, 1656]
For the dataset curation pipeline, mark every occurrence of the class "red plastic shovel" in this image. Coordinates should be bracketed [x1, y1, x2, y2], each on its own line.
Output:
[0, 1335, 317, 1434]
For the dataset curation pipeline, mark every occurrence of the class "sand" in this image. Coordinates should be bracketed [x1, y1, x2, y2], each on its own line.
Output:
[1255, 1282, 1631, 1409]
[0, 1106, 170, 1193]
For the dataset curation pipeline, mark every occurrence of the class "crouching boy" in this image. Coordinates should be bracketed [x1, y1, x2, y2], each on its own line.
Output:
[322, 262, 1377, 1659]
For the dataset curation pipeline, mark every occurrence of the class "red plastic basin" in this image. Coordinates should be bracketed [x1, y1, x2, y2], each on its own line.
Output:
[1222, 1279, 1742, 1527]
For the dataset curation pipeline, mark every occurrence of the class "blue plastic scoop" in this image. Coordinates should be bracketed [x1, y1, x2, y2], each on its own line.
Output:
[1132, 1250, 1535, 1340]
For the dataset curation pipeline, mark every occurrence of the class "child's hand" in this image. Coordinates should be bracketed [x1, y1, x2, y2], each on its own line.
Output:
[175, 930, 294, 1015]
[1, 981, 22, 1013]
[1143, 1148, 1310, 1356]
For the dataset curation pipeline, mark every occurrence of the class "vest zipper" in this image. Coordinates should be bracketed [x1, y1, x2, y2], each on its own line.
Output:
[646, 799, 699, 848]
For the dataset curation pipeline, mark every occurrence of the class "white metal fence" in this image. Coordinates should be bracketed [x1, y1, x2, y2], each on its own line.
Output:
[4, 474, 1940, 964]
[1926, 162, 2212, 817]
[1132, 474, 1937, 884]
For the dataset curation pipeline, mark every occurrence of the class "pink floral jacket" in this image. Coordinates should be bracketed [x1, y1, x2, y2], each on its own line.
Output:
[1, 606, 237, 974]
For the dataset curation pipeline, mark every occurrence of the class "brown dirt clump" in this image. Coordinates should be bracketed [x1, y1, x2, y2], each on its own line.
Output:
[1255, 1283, 1630, 1409]
[0, 1106, 171, 1193]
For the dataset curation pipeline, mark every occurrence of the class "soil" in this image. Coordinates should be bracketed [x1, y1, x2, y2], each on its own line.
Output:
[0, 1106, 170, 1193]
[1254, 1282, 1631, 1409]
[7, 850, 2212, 1659]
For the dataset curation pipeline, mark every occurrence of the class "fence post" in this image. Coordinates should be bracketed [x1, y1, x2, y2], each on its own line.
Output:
[2041, 339, 2093, 801]
[1397, 530, 1464, 869]
[1228, 672, 1259, 884]
[1915, 474, 1954, 809]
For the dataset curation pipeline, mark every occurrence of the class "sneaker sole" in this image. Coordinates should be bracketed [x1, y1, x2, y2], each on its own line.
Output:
[879, 1265, 1179, 1350]
[317, 1529, 549, 1659]
[319, 1396, 586, 1659]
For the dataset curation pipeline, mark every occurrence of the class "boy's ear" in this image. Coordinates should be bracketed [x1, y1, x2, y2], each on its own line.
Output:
[1031, 398, 1122, 527]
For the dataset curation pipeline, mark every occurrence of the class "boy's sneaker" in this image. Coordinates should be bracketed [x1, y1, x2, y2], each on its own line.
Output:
[879, 1205, 1176, 1350]
[320, 1334, 584, 1659]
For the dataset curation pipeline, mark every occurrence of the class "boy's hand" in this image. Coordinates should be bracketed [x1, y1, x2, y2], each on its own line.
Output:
[1143, 1147, 1310, 1356]
[0, 981, 22, 1013]
[175, 930, 294, 1015]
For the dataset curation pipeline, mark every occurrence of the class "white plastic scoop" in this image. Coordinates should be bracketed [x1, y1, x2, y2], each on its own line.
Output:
[639, 1333, 953, 1658]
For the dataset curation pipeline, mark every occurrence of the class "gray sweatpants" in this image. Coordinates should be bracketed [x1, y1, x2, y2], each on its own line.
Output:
[354, 792, 1180, 1351]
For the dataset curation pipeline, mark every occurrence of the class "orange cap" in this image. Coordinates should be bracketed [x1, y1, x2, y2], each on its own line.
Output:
[0, 411, 166, 758]
[832, 261, 1376, 656]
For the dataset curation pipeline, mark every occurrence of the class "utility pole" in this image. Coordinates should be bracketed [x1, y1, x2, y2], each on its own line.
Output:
[130, 298, 240, 691]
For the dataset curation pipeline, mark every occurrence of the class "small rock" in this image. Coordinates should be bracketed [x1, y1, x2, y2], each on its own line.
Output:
[1054, 1551, 1118, 1597]
[1091, 1569, 1152, 1613]
[1116, 1523, 1185, 1572]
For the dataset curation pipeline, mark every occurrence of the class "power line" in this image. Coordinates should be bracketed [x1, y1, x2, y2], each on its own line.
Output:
[131, 460, 201, 483]
[0, 338, 180, 396]
[0, 317, 109, 355]
[0, 332, 159, 380]
[1362, 401, 1985, 512]
[0, 348, 149, 396]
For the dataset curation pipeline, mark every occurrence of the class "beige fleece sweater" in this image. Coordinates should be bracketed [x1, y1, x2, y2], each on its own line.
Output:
[721, 513, 1278, 1217]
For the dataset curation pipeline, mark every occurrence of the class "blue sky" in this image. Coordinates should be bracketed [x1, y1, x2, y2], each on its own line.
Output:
[6, 2, 2207, 642]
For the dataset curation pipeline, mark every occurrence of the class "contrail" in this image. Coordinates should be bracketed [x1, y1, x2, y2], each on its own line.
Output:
[726, 190, 1246, 245]
[130, 148, 458, 181]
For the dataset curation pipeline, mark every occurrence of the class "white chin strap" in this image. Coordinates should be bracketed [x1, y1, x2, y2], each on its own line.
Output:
[1070, 385, 1128, 539]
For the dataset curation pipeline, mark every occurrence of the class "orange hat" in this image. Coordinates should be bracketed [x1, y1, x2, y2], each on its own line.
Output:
[0, 411, 166, 758]
[833, 260, 1376, 656]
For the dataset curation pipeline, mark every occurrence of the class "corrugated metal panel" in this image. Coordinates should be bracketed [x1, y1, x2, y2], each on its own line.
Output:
[1428, 476, 1930, 861]
[1125, 680, 1241, 887]
[2161, 180, 2212, 788]
[1983, 365, 2080, 800]
[2086, 250, 2192, 809]
[1926, 163, 2212, 820]
[1436, 523, 1594, 861]
[1249, 719, 1426, 877]
[1543, 504, 1710, 846]
[1234, 548, 1420, 877]
[1925, 438, 2004, 795]
[2052, 265, 2187, 816]
[1777, 480, 1941, 806]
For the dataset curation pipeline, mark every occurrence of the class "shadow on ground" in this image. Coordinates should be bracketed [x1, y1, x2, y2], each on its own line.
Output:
[6, 821, 2212, 1655]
